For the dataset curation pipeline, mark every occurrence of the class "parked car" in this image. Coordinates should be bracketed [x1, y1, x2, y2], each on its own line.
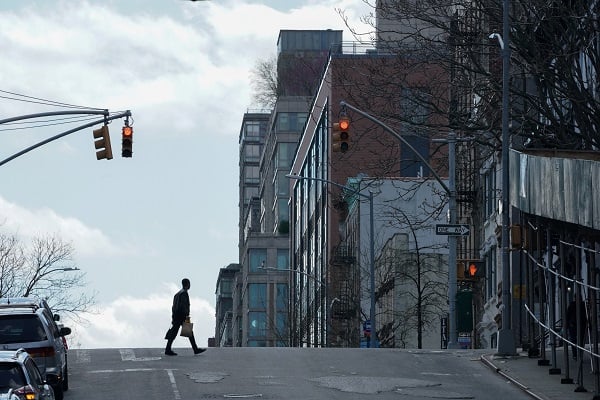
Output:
[0, 348, 55, 400]
[0, 301, 69, 400]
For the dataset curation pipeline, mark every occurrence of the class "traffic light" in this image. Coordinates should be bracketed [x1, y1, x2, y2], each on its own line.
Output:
[122, 125, 133, 158]
[464, 260, 485, 279]
[457, 262, 465, 280]
[332, 116, 351, 152]
[93, 125, 113, 160]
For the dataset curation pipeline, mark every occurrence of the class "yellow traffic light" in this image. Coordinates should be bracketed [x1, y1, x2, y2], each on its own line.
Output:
[93, 125, 113, 160]
[332, 116, 351, 153]
[122, 125, 133, 158]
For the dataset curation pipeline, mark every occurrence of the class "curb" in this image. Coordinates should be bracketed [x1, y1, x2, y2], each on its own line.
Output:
[480, 354, 548, 400]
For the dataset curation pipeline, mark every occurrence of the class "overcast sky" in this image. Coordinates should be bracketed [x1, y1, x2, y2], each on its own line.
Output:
[0, 0, 372, 349]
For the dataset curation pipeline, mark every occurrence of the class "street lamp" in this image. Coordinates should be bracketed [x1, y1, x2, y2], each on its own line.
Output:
[287, 173, 377, 349]
[490, 0, 516, 356]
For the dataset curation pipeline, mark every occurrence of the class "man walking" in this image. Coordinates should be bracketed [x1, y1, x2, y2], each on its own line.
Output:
[165, 278, 206, 355]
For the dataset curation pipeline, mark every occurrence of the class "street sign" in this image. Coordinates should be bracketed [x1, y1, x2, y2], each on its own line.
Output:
[435, 224, 470, 236]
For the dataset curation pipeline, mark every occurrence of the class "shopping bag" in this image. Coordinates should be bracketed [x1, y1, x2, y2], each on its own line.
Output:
[180, 319, 194, 337]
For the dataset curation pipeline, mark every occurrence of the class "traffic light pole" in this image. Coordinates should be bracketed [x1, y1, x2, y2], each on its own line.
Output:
[0, 110, 131, 166]
[339, 101, 460, 348]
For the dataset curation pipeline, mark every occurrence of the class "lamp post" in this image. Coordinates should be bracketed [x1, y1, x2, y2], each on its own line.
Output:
[287, 174, 377, 348]
[490, 0, 516, 355]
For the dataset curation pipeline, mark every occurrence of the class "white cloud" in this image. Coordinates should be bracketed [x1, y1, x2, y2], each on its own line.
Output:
[0, 196, 118, 257]
[65, 283, 215, 349]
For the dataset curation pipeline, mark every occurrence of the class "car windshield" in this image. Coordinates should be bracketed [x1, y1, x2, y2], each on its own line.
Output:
[0, 315, 47, 344]
[0, 363, 25, 390]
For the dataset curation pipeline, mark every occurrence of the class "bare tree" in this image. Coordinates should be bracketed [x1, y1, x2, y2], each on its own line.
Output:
[0, 232, 95, 320]
[250, 55, 279, 109]
[339, 0, 600, 151]
[375, 208, 448, 349]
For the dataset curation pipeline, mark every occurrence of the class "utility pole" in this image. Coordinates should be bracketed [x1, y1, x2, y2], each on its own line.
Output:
[491, 0, 516, 356]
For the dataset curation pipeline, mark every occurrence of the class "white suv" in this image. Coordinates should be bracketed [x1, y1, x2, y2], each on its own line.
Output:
[0, 301, 69, 400]
[0, 348, 55, 400]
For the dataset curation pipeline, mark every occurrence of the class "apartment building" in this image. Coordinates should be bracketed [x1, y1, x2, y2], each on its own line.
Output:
[221, 30, 343, 347]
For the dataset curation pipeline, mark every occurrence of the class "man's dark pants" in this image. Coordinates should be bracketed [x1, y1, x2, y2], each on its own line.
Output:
[165, 316, 199, 352]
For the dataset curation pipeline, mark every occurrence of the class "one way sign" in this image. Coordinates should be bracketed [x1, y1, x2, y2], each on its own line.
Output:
[435, 224, 470, 236]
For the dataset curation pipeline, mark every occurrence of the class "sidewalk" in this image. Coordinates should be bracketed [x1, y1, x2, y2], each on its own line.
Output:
[481, 347, 600, 400]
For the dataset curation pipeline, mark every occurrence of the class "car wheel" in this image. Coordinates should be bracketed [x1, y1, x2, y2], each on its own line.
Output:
[62, 364, 69, 391]
[53, 383, 64, 400]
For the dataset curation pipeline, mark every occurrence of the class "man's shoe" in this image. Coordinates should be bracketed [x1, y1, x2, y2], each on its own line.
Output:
[194, 348, 206, 355]
[165, 350, 177, 356]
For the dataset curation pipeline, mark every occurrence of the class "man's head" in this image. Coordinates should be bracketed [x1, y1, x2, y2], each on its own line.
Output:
[182, 278, 191, 289]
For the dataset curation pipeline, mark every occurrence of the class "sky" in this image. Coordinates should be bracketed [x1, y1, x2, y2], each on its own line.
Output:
[0, 0, 372, 348]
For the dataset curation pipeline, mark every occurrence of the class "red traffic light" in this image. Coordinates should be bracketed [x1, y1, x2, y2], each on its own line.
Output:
[122, 126, 133, 158]
[332, 116, 351, 153]
[339, 116, 350, 130]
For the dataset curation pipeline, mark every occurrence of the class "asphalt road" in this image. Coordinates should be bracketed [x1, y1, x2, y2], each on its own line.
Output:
[63, 347, 532, 400]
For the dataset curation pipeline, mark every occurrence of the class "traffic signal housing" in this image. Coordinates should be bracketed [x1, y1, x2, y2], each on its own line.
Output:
[122, 125, 133, 158]
[332, 116, 351, 152]
[465, 260, 485, 279]
[93, 125, 113, 160]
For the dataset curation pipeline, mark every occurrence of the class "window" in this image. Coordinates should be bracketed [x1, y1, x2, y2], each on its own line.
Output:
[484, 168, 496, 218]
[248, 312, 267, 337]
[0, 363, 25, 388]
[245, 121, 262, 141]
[486, 248, 497, 299]
[244, 166, 260, 184]
[220, 280, 232, 296]
[249, 249, 267, 272]
[276, 312, 288, 343]
[244, 187, 258, 205]
[276, 112, 307, 132]
[277, 249, 288, 270]
[248, 283, 267, 309]
[247, 340, 267, 347]
[276, 174, 290, 197]
[276, 283, 288, 311]
[275, 143, 296, 169]
[244, 144, 261, 163]
[278, 199, 289, 221]
[25, 359, 43, 388]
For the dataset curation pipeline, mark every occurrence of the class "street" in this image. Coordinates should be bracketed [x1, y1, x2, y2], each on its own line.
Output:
[64, 347, 530, 399]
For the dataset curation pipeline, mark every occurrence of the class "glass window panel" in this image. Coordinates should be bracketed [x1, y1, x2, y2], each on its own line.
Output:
[276, 283, 288, 311]
[249, 283, 267, 309]
[277, 249, 288, 270]
[249, 249, 266, 272]
[248, 311, 267, 336]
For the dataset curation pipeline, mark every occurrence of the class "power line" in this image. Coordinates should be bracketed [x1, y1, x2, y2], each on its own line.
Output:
[0, 89, 104, 110]
[0, 115, 101, 132]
